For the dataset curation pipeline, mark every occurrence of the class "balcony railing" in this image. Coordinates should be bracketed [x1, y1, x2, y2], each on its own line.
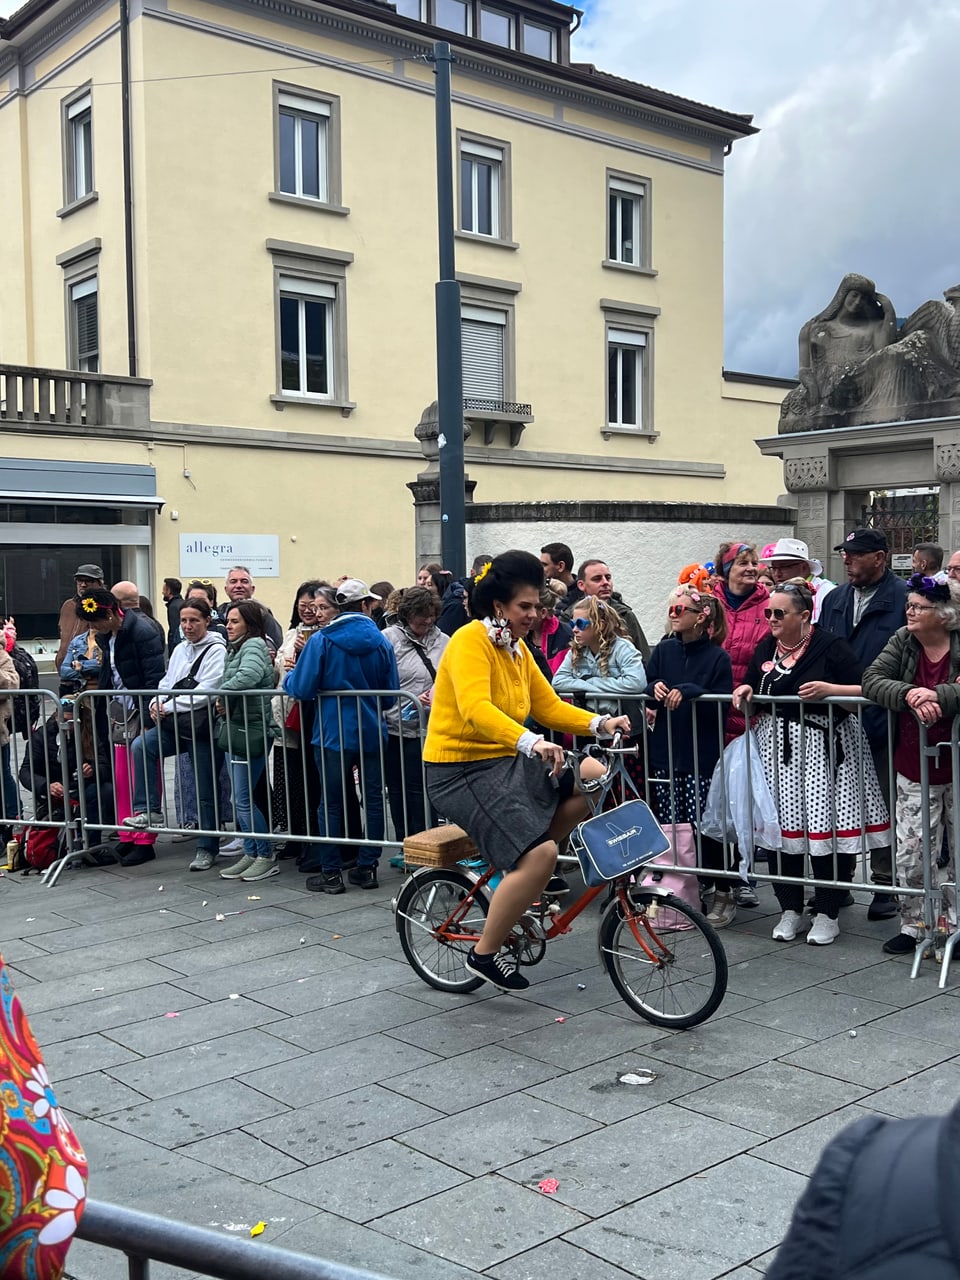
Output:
[463, 396, 533, 447]
[0, 364, 151, 430]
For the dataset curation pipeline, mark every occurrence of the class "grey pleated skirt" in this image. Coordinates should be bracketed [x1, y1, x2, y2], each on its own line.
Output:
[425, 753, 571, 871]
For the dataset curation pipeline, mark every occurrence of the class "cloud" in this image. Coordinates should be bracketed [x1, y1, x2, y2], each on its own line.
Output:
[575, 0, 960, 375]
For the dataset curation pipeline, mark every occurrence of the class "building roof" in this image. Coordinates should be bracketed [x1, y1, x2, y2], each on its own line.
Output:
[1, 0, 756, 138]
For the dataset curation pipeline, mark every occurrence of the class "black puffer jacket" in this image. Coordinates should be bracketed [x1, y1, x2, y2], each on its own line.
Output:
[767, 1101, 960, 1280]
[96, 609, 167, 692]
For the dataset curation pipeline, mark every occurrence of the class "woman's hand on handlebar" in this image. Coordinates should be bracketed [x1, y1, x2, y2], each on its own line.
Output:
[732, 684, 753, 711]
[599, 714, 632, 738]
[533, 738, 566, 777]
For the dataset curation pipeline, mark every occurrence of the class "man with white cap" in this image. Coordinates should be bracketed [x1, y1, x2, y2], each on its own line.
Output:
[765, 537, 835, 621]
[284, 578, 399, 895]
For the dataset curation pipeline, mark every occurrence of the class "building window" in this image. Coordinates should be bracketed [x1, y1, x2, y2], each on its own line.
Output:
[60, 86, 95, 212]
[392, 0, 423, 15]
[606, 173, 650, 269]
[268, 240, 354, 408]
[462, 304, 506, 404]
[279, 278, 333, 397]
[436, 0, 470, 33]
[274, 86, 344, 208]
[480, 6, 513, 46]
[607, 328, 647, 431]
[458, 134, 512, 243]
[69, 277, 99, 373]
[521, 20, 555, 59]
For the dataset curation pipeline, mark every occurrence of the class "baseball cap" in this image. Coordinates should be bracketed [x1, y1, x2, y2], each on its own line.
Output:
[766, 538, 812, 565]
[834, 529, 888, 554]
[74, 563, 104, 580]
[335, 578, 381, 605]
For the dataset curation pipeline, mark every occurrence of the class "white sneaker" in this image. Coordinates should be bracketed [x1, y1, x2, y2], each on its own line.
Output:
[807, 914, 840, 946]
[772, 909, 810, 941]
[219, 836, 244, 854]
[706, 890, 737, 928]
[173, 821, 198, 843]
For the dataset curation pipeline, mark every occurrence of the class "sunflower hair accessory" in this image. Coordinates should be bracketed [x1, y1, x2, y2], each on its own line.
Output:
[474, 561, 492, 586]
[80, 597, 99, 614]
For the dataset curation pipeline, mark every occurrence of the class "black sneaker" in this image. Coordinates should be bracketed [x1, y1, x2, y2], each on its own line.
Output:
[868, 893, 899, 921]
[347, 866, 378, 889]
[882, 932, 917, 955]
[119, 846, 156, 867]
[545, 875, 570, 896]
[465, 947, 529, 992]
[306, 872, 345, 895]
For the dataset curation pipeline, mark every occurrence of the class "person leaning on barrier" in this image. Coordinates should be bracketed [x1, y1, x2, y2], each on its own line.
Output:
[122, 597, 227, 873]
[80, 587, 166, 867]
[55, 562, 104, 671]
[766, 1097, 960, 1280]
[818, 528, 909, 921]
[382, 585, 449, 842]
[553, 595, 647, 715]
[862, 573, 960, 955]
[732, 579, 890, 948]
[20, 684, 113, 830]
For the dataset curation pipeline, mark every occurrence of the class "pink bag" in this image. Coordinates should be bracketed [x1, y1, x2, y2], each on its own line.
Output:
[641, 823, 700, 929]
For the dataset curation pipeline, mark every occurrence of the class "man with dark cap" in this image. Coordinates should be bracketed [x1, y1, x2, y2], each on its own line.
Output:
[55, 564, 105, 670]
[818, 528, 909, 920]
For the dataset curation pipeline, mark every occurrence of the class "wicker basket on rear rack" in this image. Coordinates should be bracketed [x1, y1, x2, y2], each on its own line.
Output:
[402, 825, 478, 868]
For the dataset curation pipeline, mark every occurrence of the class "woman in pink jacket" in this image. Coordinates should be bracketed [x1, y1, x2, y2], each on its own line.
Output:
[712, 541, 771, 911]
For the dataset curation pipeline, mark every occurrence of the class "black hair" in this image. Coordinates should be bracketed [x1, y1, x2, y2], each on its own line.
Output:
[225, 599, 268, 642]
[74, 586, 121, 620]
[289, 579, 325, 627]
[164, 577, 183, 595]
[179, 596, 212, 621]
[138, 595, 156, 619]
[541, 542, 574, 575]
[469, 550, 544, 618]
[914, 543, 944, 571]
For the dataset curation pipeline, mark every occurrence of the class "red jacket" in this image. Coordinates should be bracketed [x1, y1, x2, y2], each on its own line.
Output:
[718, 581, 770, 741]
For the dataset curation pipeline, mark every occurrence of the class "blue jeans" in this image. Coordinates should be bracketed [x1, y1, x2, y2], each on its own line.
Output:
[314, 746, 383, 873]
[228, 755, 270, 859]
[131, 722, 223, 854]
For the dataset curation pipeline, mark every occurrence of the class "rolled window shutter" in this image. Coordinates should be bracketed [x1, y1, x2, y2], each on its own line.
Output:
[461, 318, 504, 400]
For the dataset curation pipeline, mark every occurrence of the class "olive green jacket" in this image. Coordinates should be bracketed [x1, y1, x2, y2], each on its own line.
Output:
[862, 626, 960, 715]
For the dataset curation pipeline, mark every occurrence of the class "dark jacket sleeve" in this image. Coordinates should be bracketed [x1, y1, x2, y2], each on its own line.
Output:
[166, 598, 183, 656]
[862, 631, 912, 711]
[136, 614, 168, 689]
[437, 581, 469, 637]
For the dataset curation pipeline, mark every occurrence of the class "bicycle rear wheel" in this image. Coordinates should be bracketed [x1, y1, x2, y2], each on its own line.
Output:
[599, 891, 727, 1028]
[395, 867, 489, 993]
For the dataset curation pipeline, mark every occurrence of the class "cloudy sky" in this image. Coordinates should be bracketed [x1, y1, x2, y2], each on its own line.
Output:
[3, 0, 957, 375]
[575, 0, 960, 375]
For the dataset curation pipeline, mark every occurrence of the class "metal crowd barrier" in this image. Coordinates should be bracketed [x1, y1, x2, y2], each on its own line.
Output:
[72, 1197, 396, 1280]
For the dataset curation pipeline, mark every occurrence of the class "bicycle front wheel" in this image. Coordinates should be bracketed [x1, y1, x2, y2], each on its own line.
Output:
[395, 867, 489, 993]
[599, 891, 727, 1028]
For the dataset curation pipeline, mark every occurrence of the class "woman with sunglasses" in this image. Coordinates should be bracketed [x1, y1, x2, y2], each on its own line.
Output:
[863, 574, 960, 955]
[553, 596, 647, 716]
[732, 580, 889, 946]
[645, 585, 734, 920]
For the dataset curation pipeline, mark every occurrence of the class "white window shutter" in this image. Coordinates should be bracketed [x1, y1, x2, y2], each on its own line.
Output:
[461, 318, 504, 400]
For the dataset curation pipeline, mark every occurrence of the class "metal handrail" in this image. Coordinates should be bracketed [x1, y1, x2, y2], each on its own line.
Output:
[74, 1199, 396, 1280]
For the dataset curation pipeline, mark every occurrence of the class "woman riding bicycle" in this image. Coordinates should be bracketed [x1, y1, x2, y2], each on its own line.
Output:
[423, 550, 631, 992]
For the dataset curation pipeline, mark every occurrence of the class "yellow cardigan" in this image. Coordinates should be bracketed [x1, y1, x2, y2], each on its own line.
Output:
[423, 620, 599, 763]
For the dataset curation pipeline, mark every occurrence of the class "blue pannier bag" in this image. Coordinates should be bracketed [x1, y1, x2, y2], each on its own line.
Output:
[569, 800, 671, 887]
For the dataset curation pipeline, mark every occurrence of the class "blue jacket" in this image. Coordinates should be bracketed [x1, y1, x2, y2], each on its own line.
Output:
[817, 568, 908, 746]
[283, 612, 399, 752]
[645, 634, 732, 777]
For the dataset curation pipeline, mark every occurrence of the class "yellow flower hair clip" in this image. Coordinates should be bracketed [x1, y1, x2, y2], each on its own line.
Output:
[81, 597, 99, 614]
[474, 561, 492, 585]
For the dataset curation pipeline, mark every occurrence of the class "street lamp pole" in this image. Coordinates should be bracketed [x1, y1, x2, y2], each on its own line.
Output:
[431, 40, 466, 578]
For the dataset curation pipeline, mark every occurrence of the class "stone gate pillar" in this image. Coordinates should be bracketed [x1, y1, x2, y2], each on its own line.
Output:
[407, 401, 475, 571]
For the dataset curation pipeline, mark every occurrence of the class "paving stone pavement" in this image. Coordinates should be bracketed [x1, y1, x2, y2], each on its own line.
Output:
[4, 849, 960, 1280]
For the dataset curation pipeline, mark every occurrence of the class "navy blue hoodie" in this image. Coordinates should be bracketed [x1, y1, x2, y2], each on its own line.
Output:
[645, 633, 732, 776]
[283, 612, 399, 752]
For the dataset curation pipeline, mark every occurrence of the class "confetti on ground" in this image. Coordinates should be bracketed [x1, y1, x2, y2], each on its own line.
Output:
[247, 896, 260, 901]
[299, 937, 306, 945]
[92, 987, 104, 992]
[202, 900, 208, 906]
[619, 1070, 657, 1087]
[537, 1179, 559, 1195]
[577, 984, 586, 991]
[228, 994, 240, 1000]
[159, 909, 168, 914]
[849, 1030, 858, 1038]
[163, 1012, 180, 1019]
[297, 978, 307, 983]
[332, 934, 341, 940]
[555, 1017, 566, 1024]
[250, 1221, 266, 1238]
[215, 913, 225, 922]
[158, 886, 164, 891]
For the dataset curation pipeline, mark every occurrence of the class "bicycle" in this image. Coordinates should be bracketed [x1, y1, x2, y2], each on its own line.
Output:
[393, 738, 728, 1028]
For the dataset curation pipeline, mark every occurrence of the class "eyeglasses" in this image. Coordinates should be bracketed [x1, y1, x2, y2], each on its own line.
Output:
[299, 602, 318, 614]
[572, 617, 592, 631]
[667, 604, 691, 618]
[948, 565, 960, 576]
[763, 607, 795, 620]
[905, 602, 937, 613]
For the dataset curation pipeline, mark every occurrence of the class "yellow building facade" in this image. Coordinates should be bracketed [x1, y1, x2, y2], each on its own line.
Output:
[0, 0, 785, 640]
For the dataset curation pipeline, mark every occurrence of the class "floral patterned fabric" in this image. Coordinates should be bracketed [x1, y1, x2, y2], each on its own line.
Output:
[0, 958, 87, 1278]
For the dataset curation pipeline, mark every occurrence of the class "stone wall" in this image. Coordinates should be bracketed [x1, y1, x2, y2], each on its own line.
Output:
[464, 500, 794, 641]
